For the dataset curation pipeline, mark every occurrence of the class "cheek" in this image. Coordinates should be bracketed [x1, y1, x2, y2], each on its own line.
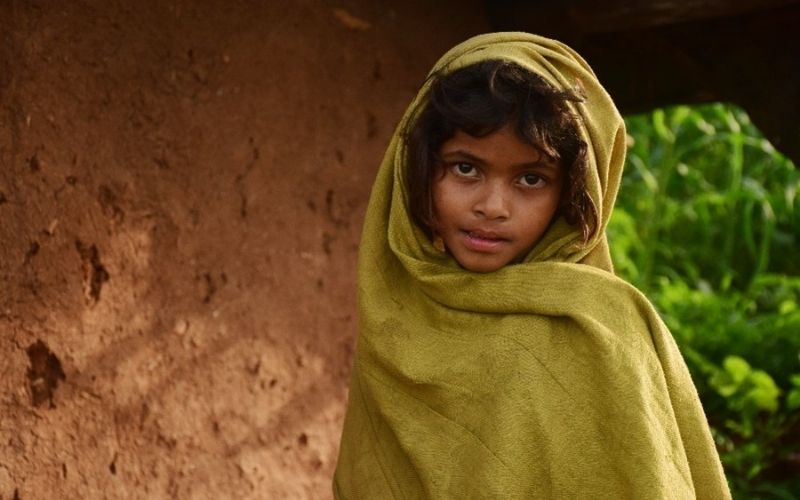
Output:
[430, 185, 442, 224]
[531, 195, 562, 229]
[431, 179, 450, 219]
[432, 181, 466, 223]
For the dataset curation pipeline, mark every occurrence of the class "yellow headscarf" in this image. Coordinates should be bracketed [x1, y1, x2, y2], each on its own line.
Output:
[335, 32, 730, 499]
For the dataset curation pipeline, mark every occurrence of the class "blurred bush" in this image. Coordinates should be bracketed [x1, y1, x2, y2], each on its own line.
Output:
[612, 104, 800, 498]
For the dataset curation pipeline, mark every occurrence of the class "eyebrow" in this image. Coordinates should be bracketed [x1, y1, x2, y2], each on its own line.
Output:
[440, 149, 559, 172]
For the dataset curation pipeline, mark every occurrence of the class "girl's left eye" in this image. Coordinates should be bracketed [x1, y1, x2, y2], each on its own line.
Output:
[519, 173, 545, 188]
[452, 163, 477, 177]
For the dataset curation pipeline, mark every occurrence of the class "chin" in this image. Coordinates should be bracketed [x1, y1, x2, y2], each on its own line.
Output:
[458, 257, 507, 273]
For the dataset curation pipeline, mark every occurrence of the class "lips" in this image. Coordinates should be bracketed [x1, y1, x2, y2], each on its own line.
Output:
[461, 229, 509, 252]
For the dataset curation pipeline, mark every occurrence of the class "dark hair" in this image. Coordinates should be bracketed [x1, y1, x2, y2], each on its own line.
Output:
[405, 59, 596, 243]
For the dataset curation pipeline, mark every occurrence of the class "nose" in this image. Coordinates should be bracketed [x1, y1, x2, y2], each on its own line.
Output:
[473, 181, 510, 220]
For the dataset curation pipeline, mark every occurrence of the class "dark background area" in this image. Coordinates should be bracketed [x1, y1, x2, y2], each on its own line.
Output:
[489, 0, 800, 164]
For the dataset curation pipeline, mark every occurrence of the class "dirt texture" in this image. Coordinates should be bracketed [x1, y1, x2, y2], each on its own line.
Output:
[0, 1, 488, 498]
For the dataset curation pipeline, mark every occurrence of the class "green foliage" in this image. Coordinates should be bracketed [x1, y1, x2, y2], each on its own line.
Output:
[613, 103, 800, 498]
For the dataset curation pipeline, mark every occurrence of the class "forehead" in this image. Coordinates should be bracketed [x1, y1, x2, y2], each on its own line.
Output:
[439, 126, 556, 168]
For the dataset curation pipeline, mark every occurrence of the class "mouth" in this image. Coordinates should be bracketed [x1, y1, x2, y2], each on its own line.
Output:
[460, 229, 509, 252]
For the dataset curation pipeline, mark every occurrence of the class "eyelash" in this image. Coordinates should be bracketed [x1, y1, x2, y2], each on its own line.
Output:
[448, 163, 547, 188]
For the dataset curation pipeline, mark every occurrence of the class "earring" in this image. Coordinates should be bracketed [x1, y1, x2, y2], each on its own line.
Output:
[433, 235, 446, 253]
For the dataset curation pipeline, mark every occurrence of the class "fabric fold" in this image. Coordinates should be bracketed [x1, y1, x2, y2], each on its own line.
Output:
[335, 32, 730, 499]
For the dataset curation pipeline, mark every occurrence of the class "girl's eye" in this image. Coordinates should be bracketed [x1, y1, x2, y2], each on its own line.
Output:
[452, 163, 477, 177]
[519, 173, 545, 188]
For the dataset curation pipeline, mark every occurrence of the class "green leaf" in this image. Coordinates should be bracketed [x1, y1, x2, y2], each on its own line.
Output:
[723, 356, 751, 383]
[746, 370, 780, 412]
[787, 389, 800, 410]
[725, 109, 742, 133]
[652, 109, 675, 143]
[779, 300, 797, 315]
[669, 106, 691, 129]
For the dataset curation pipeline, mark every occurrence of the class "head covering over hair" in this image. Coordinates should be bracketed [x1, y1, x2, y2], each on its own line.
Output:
[334, 32, 730, 499]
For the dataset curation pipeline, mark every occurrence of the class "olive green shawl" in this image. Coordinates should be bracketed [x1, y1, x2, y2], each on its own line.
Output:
[334, 32, 730, 499]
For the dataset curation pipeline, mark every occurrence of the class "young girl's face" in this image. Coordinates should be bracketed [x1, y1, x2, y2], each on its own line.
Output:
[432, 123, 563, 273]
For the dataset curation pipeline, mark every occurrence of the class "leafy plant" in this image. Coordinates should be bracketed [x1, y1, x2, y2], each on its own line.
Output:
[613, 103, 800, 498]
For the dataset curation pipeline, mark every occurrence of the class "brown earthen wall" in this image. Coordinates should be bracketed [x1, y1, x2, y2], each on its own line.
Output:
[0, 2, 488, 498]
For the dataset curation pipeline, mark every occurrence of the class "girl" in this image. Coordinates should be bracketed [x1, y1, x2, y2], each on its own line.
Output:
[334, 33, 730, 499]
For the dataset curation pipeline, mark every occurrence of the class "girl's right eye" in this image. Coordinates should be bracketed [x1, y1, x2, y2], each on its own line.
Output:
[451, 163, 477, 177]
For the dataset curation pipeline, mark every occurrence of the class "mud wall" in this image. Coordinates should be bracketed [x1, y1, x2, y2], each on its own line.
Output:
[0, 2, 487, 498]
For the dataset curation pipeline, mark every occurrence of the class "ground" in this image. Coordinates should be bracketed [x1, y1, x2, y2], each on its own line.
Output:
[0, 1, 487, 498]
